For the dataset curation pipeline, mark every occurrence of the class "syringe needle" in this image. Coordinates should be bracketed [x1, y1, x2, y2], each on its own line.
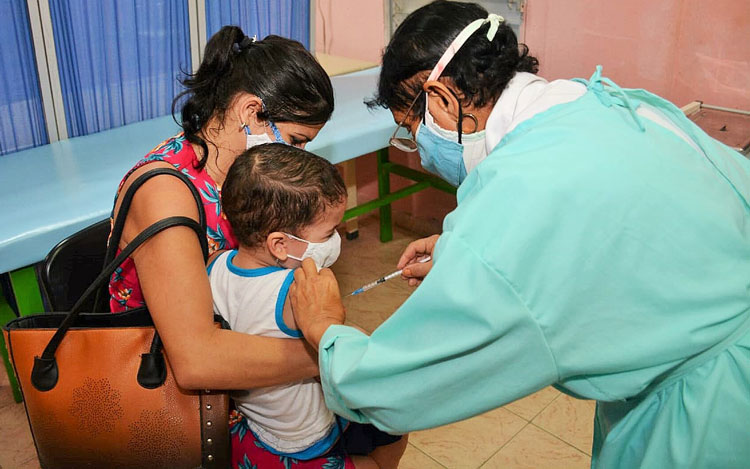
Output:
[347, 256, 431, 296]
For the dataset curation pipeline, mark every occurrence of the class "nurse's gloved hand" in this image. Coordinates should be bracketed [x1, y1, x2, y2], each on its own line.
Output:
[398, 235, 439, 287]
[290, 258, 346, 350]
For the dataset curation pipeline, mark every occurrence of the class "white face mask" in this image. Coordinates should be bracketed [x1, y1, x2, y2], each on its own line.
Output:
[424, 105, 488, 175]
[285, 230, 341, 270]
[246, 129, 273, 148]
[244, 119, 288, 149]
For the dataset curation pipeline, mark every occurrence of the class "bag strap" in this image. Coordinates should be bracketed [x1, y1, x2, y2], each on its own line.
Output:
[94, 167, 207, 311]
[31, 215, 206, 391]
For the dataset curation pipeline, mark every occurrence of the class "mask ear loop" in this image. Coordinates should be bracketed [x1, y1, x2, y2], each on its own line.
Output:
[457, 96, 463, 144]
[259, 100, 288, 144]
[444, 87, 465, 144]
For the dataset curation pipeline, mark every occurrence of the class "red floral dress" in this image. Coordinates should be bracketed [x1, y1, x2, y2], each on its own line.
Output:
[108, 133, 237, 312]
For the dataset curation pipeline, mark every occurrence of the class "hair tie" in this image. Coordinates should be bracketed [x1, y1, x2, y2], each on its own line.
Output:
[232, 35, 257, 53]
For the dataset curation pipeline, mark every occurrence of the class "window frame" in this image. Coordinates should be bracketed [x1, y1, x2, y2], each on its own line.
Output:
[20, 0, 315, 147]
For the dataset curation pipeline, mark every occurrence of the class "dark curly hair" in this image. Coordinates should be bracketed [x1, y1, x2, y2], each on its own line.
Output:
[367, 1, 538, 118]
[173, 26, 334, 169]
[222, 143, 346, 247]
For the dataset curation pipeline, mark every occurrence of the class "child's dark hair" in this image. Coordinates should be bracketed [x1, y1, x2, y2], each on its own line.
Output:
[367, 0, 538, 118]
[222, 143, 347, 247]
[173, 26, 334, 169]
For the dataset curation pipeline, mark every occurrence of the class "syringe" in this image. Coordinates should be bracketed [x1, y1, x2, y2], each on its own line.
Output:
[347, 256, 431, 296]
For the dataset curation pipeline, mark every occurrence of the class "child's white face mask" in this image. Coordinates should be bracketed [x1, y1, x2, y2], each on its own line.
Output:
[285, 231, 341, 270]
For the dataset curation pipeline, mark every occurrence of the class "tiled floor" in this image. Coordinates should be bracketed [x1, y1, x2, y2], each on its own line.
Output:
[0, 214, 594, 469]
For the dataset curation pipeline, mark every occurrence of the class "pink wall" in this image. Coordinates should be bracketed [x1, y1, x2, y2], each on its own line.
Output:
[314, 0, 385, 63]
[524, 0, 750, 109]
[316, 0, 750, 108]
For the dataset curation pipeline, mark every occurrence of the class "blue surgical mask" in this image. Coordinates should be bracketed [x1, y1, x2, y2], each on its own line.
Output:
[414, 99, 487, 187]
[415, 116, 468, 187]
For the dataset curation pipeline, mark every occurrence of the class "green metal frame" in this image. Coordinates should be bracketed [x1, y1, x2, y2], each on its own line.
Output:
[1, 266, 44, 403]
[342, 148, 456, 242]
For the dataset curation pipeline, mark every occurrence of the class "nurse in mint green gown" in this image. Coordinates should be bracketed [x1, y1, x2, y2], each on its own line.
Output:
[290, 3, 750, 468]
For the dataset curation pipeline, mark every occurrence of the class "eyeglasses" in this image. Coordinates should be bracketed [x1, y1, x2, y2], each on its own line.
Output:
[389, 91, 423, 153]
[389, 86, 468, 152]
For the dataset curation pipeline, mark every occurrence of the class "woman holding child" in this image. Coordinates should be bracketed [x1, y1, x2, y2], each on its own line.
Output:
[109, 26, 405, 468]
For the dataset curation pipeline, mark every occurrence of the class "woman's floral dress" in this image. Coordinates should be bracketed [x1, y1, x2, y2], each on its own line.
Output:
[108, 133, 237, 312]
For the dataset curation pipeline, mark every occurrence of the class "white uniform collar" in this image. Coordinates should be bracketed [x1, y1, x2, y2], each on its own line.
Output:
[463, 72, 586, 174]
[484, 72, 549, 154]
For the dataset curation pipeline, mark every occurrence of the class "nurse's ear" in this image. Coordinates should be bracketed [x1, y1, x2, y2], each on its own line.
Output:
[423, 80, 461, 132]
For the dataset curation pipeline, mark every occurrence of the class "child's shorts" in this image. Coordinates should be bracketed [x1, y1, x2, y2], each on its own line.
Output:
[229, 409, 402, 468]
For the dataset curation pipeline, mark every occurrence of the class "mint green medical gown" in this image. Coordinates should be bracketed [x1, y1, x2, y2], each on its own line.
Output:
[319, 72, 750, 468]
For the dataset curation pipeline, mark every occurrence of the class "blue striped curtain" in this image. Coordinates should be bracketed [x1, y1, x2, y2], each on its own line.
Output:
[0, 0, 48, 155]
[49, 0, 191, 138]
[205, 0, 310, 49]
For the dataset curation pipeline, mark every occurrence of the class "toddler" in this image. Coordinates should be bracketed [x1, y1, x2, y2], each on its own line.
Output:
[209, 143, 406, 469]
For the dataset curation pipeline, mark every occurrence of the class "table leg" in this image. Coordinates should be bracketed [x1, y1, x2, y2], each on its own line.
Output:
[9, 266, 44, 317]
[377, 148, 393, 242]
[1, 266, 43, 403]
[341, 160, 359, 240]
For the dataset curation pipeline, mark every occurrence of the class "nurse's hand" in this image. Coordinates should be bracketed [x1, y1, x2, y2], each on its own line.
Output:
[398, 234, 439, 287]
[290, 258, 346, 350]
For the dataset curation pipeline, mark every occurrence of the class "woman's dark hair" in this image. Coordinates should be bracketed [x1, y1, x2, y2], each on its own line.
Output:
[222, 143, 346, 247]
[173, 26, 334, 169]
[368, 0, 538, 118]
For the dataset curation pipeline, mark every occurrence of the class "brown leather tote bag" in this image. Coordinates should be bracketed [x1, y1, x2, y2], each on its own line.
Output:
[3, 168, 230, 468]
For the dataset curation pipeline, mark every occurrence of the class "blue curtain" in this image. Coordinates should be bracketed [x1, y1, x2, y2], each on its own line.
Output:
[0, 0, 48, 156]
[50, 0, 191, 138]
[205, 0, 310, 49]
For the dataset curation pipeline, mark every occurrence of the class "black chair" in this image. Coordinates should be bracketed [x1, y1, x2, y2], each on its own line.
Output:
[35, 219, 112, 312]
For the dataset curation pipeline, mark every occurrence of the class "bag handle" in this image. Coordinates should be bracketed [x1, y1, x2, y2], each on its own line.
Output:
[32, 215, 207, 391]
[94, 167, 207, 312]
[33, 166, 211, 391]
[93, 167, 210, 389]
